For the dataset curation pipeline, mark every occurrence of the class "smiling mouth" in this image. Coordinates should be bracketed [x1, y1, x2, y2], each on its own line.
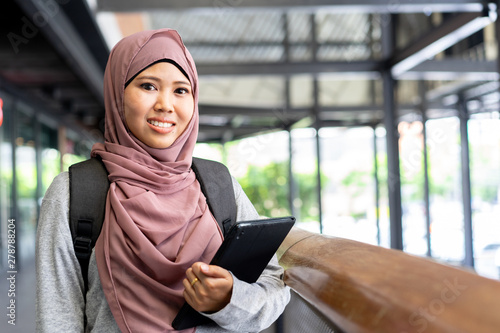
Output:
[147, 120, 173, 128]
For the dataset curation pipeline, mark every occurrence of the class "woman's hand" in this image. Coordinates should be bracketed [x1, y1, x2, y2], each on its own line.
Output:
[183, 262, 233, 313]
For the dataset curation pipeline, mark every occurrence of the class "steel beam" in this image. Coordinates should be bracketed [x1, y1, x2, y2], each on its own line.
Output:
[197, 58, 497, 78]
[0, 76, 101, 143]
[197, 61, 380, 76]
[391, 10, 495, 77]
[197, 126, 277, 141]
[403, 60, 499, 81]
[97, 0, 486, 14]
[200, 103, 461, 121]
[199, 104, 309, 117]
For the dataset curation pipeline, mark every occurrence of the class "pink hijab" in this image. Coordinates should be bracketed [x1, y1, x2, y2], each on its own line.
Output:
[91, 29, 223, 332]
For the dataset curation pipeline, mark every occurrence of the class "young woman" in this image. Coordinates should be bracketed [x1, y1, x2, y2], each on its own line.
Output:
[36, 28, 290, 332]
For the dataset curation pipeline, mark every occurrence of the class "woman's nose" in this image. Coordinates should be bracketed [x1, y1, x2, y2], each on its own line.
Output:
[154, 91, 174, 112]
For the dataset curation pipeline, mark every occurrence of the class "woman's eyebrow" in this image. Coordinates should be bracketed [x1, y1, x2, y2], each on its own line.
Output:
[174, 80, 191, 86]
[136, 75, 160, 82]
[136, 75, 190, 86]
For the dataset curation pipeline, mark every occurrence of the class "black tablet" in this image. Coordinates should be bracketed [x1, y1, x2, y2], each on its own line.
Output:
[172, 216, 295, 330]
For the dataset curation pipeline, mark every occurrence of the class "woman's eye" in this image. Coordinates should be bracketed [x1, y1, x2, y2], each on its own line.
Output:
[175, 88, 187, 94]
[140, 83, 156, 91]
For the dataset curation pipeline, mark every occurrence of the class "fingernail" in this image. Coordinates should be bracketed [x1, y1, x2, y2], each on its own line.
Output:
[201, 264, 209, 272]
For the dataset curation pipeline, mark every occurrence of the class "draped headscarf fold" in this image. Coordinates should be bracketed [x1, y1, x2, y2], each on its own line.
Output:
[91, 29, 223, 333]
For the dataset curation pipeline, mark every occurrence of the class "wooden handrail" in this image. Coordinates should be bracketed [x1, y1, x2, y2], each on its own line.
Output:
[277, 227, 500, 333]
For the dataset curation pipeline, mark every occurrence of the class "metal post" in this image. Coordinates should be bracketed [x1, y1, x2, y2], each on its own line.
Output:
[287, 128, 296, 218]
[458, 94, 474, 267]
[284, 76, 296, 218]
[313, 77, 323, 233]
[382, 14, 403, 250]
[35, 116, 43, 220]
[382, 72, 403, 250]
[315, 129, 323, 234]
[373, 125, 381, 246]
[311, 14, 322, 233]
[419, 81, 432, 258]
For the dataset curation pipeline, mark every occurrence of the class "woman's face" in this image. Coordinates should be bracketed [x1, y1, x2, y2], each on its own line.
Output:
[123, 62, 194, 149]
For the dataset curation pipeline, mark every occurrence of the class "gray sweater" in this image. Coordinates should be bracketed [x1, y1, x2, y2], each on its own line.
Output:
[36, 172, 290, 333]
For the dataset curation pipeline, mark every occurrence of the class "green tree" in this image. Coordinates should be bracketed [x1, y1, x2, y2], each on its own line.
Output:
[237, 161, 326, 222]
[237, 162, 290, 218]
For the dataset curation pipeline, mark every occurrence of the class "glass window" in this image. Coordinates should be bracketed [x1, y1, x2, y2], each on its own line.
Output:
[319, 127, 380, 245]
[399, 121, 428, 256]
[375, 125, 390, 248]
[226, 131, 292, 219]
[469, 112, 500, 279]
[194, 143, 224, 163]
[16, 103, 38, 261]
[426, 117, 464, 264]
[290, 128, 320, 232]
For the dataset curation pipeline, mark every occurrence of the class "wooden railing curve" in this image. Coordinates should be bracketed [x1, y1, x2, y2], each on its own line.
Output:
[277, 228, 500, 333]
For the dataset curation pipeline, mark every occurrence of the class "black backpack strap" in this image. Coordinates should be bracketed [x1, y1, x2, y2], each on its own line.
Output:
[69, 157, 110, 291]
[192, 157, 237, 236]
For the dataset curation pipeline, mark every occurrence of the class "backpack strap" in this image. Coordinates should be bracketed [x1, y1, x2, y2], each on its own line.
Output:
[192, 157, 237, 235]
[69, 157, 109, 291]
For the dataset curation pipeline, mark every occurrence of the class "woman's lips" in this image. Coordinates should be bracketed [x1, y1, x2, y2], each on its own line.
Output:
[147, 119, 175, 134]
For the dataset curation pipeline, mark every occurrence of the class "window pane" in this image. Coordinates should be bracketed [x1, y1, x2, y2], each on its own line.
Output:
[399, 121, 427, 256]
[426, 117, 464, 263]
[319, 127, 380, 245]
[226, 131, 292, 219]
[290, 128, 319, 232]
[469, 112, 500, 279]
[16, 104, 38, 261]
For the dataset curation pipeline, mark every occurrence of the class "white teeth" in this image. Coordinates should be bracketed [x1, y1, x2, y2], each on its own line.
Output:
[148, 120, 172, 128]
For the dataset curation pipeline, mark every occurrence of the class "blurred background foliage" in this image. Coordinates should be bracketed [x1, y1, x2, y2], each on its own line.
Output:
[237, 160, 327, 222]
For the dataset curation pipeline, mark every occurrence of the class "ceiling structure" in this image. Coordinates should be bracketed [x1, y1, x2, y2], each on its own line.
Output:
[3, 0, 499, 143]
[4, 0, 108, 142]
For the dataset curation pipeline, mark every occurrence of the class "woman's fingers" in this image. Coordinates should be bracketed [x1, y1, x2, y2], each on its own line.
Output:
[183, 262, 233, 313]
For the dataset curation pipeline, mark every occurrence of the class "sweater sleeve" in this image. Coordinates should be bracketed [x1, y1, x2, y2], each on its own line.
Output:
[200, 177, 291, 333]
[36, 172, 86, 333]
